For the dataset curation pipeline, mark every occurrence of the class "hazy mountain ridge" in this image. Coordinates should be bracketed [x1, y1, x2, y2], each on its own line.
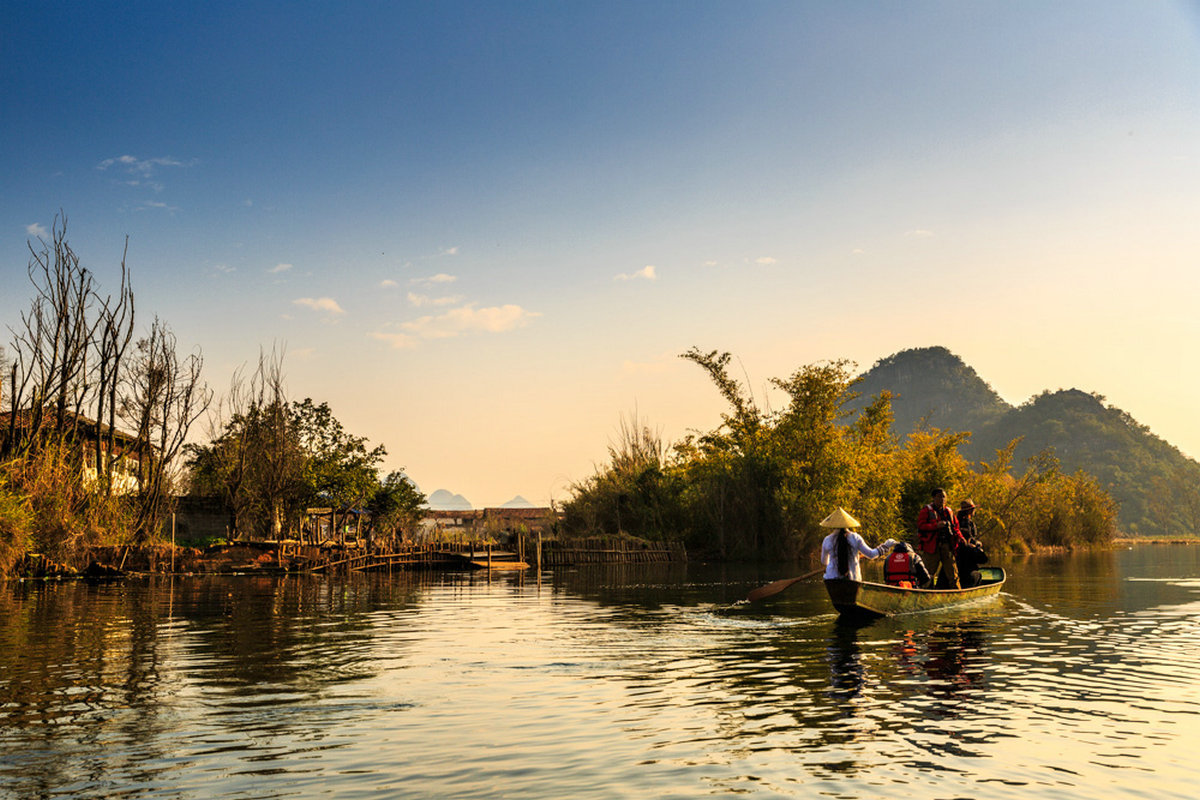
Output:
[424, 489, 473, 510]
[854, 347, 1200, 534]
[423, 490, 538, 511]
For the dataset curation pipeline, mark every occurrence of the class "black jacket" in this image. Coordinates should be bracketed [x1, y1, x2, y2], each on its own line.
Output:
[956, 539, 988, 585]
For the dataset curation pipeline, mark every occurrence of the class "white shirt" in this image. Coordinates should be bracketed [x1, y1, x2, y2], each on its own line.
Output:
[821, 530, 897, 581]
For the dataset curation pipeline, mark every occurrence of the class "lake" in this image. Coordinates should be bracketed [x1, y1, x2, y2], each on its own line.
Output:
[2, 545, 1198, 799]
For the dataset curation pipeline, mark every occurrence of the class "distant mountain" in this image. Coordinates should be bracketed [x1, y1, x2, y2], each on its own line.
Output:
[499, 495, 535, 508]
[424, 489, 473, 511]
[851, 346, 1008, 435]
[422, 491, 538, 510]
[853, 347, 1200, 535]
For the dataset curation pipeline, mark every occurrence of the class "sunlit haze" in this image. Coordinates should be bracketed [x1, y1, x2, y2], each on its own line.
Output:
[3, 1, 1198, 507]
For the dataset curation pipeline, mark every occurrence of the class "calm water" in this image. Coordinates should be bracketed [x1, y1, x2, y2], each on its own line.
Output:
[1, 546, 1198, 799]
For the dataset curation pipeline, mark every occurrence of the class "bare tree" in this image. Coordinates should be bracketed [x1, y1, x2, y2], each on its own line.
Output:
[189, 346, 289, 539]
[93, 245, 135, 495]
[4, 214, 103, 457]
[122, 318, 212, 543]
[3, 215, 210, 556]
[252, 352, 303, 538]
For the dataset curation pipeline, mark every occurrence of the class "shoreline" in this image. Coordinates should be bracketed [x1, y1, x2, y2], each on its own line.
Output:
[1113, 536, 1200, 545]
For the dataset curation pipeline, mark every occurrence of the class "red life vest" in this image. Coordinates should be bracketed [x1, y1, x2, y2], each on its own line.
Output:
[885, 552, 914, 586]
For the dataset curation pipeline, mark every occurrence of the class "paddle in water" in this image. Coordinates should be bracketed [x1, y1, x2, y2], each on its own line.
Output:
[745, 568, 823, 602]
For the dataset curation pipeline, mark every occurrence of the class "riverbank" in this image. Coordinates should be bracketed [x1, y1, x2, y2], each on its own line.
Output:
[8, 534, 687, 580]
[15, 533, 1187, 581]
[1114, 536, 1200, 545]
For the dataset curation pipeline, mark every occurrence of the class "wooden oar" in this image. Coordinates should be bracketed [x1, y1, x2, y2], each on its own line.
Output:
[746, 568, 823, 602]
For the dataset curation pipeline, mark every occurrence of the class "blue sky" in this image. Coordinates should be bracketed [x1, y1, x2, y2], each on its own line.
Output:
[3, 1, 1199, 507]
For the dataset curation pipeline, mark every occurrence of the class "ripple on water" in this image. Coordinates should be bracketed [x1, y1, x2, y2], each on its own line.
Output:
[3, 557, 1200, 799]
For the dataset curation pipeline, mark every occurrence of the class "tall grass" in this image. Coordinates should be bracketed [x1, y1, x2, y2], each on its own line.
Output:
[0, 442, 138, 574]
[0, 483, 32, 576]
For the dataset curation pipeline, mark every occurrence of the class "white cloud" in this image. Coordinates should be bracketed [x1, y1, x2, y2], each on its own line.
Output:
[851, 248, 865, 255]
[270, 263, 293, 274]
[214, 264, 236, 274]
[615, 265, 657, 281]
[404, 304, 539, 337]
[97, 155, 194, 176]
[440, 246, 459, 256]
[380, 279, 399, 288]
[905, 229, 935, 238]
[408, 291, 464, 307]
[755, 256, 777, 265]
[703, 260, 719, 267]
[412, 273, 458, 285]
[293, 297, 345, 314]
[139, 200, 179, 213]
[97, 155, 194, 197]
[375, 303, 541, 348]
[25, 223, 47, 238]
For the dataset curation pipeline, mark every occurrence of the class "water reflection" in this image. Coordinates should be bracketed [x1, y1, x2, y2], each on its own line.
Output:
[0, 573, 445, 799]
[923, 620, 988, 700]
[826, 624, 866, 704]
[2, 547, 1199, 799]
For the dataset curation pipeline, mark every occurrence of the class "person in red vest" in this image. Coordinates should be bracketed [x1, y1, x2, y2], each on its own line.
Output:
[917, 487, 966, 589]
[884, 542, 932, 589]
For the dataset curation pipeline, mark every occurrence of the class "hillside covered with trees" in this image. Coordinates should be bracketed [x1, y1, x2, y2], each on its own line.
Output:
[854, 347, 1200, 535]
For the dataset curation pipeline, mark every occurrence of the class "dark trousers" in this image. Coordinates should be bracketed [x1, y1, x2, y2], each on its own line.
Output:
[923, 543, 960, 589]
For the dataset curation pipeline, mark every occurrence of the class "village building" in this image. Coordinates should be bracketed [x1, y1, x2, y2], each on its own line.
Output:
[418, 506, 561, 539]
[1, 409, 143, 494]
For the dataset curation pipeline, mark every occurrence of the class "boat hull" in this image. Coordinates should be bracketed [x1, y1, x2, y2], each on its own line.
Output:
[825, 567, 1006, 621]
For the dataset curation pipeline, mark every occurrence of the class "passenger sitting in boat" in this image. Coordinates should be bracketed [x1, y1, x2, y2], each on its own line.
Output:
[956, 535, 988, 588]
[883, 542, 932, 589]
[955, 500, 988, 587]
[819, 507, 897, 582]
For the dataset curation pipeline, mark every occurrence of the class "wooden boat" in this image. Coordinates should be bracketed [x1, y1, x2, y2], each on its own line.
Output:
[466, 558, 529, 571]
[824, 566, 1006, 621]
[455, 549, 529, 571]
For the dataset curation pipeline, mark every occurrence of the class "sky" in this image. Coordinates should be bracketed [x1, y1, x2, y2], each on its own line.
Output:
[2, 1, 1199, 508]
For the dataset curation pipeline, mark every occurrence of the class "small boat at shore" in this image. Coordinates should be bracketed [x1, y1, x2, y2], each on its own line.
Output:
[825, 566, 1006, 622]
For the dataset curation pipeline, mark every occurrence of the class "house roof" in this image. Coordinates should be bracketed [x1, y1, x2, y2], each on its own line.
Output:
[1, 409, 141, 445]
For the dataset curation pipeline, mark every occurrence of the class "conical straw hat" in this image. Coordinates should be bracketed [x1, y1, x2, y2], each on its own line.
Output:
[819, 507, 860, 528]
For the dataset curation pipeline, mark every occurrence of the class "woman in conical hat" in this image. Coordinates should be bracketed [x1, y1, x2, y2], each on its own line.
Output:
[819, 507, 897, 582]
